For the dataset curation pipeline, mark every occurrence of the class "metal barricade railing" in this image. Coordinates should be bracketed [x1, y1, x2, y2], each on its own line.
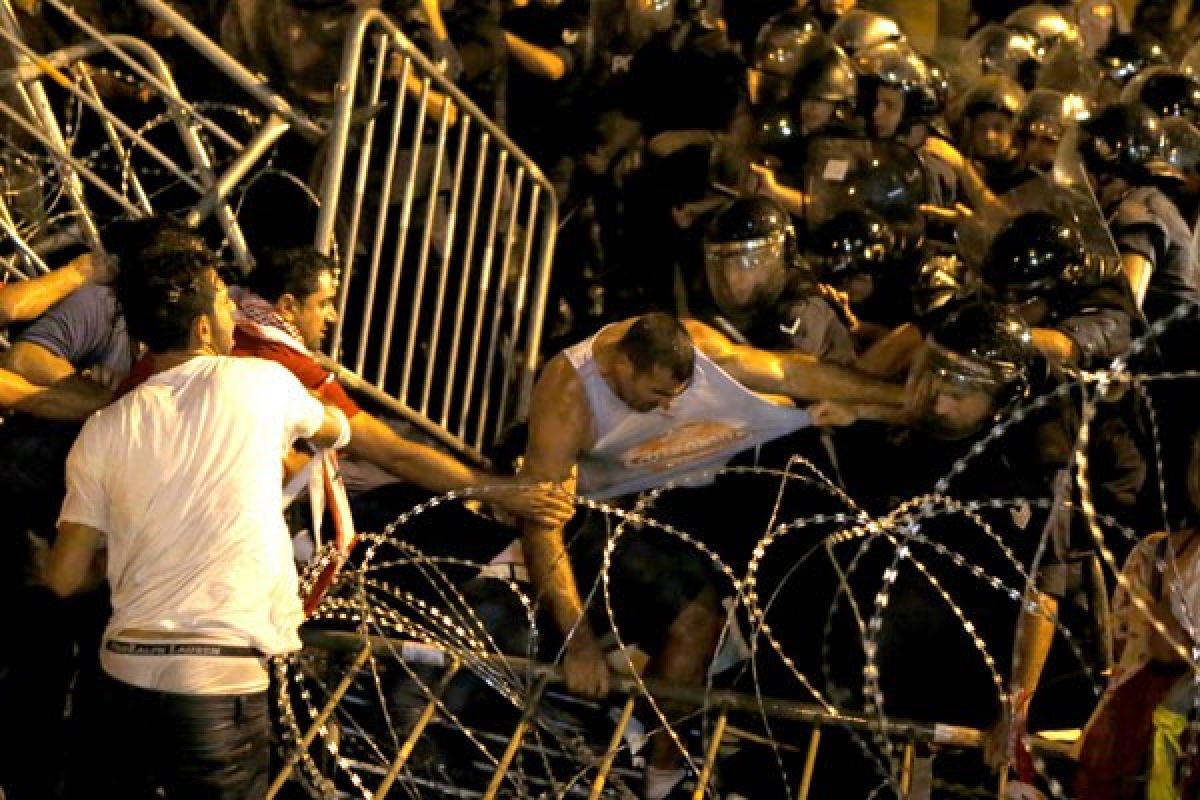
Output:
[296, 629, 1077, 800]
[0, 0, 328, 269]
[315, 10, 557, 466]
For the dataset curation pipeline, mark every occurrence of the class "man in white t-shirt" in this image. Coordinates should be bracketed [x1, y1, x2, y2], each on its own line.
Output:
[43, 245, 352, 799]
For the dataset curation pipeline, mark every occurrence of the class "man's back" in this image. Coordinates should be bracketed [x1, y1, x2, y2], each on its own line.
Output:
[62, 355, 325, 656]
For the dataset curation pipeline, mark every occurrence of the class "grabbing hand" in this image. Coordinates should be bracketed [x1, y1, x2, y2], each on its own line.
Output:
[489, 478, 575, 528]
[808, 401, 857, 428]
[563, 632, 610, 698]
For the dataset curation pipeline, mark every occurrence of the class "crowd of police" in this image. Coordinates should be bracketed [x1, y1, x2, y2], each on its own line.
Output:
[4, 0, 1200, 798]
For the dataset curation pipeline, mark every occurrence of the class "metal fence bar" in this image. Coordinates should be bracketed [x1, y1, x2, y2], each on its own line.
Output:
[0, 25, 204, 194]
[492, 183, 542, 443]
[456, 148, 508, 441]
[420, 112, 470, 416]
[329, 33, 391, 362]
[473, 166, 525, 449]
[480, 673, 550, 800]
[133, 0, 322, 141]
[796, 727, 822, 800]
[440, 131, 489, 427]
[373, 658, 463, 800]
[299, 630, 1081, 798]
[397, 82, 451, 400]
[75, 67, 152, 215]
[375, 72, 430, 388]
[588, 694, 637, 800]
[353, 55, 411, 377]
[315, 9, 557, 464]
[265, 645, 373, 799]
[692, 707, 729, 800]
[44, 0, 247, 153]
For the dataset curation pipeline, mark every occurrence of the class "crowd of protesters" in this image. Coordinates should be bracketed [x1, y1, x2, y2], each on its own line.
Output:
[3, 0, 1200, 799]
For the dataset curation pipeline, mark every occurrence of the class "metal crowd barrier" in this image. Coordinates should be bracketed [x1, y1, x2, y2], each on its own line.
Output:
[292, 629, 1076, 800]
[0, 0, 328, 269]
[314, 9, 558, 466]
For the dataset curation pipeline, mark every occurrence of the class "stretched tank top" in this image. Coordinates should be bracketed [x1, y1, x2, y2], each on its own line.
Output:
[564, 330, 813, 499]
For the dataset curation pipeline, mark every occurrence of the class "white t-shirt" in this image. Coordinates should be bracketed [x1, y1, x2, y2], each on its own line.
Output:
[60, 356, 326, 666]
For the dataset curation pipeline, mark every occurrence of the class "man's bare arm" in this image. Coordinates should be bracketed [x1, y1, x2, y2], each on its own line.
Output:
[520, 355, 609, 696]
[685, 319, 904, 406]
[0, 252, 109, 327]
[0, 368, 109, 419]
[44, 520, 105, 596]
[503, 31, 567, 80]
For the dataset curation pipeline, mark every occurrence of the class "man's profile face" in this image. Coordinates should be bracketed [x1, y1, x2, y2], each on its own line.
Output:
[615, 360, 688, 413]
[291, 269, 339, 352]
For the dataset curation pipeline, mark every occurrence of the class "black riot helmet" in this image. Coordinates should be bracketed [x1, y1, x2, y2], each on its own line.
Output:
[1162, 115, 1200, 182]
[789, 37, 858, 134]
[828, 9, 903, 57]
[909, 301, 1034, 439]
[912, 252, 977, 324]
[982, 211, 1089, 302]
[855, 40, 940, 128]
[790, 36, 856, 102]
[1121, 68, 1200, 123]
[1004, 4, 1081, 57]
[1078, 100, 1177, 183]
[702, 196, 795, 318]
[1096, 32, 1169, 87]
[806, 209, 895, 280]
[753, 104, 801, 163]
[752, 11, 824, 106]
[1016, 88, 1074, 142]
[962, 23, 1043, 89]
[959, 74, 1026, 121]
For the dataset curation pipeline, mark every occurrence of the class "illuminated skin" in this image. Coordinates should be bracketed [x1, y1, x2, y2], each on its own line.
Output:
[204, 270, 237, 357]
[799, 99, 836, 135]
[970, 110, 1016, 162]
[1020, 130, 1060, 172]
[819, 0, 856, 15]
[928, 381, 994, 439]
[873, 85, 905, 139]
[611, 361, 688, 412]
[281, 269, 339, 352]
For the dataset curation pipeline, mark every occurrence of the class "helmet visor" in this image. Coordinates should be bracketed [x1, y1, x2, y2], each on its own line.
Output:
[703, 233, 786, 316]
[905, 339, 1012, 440]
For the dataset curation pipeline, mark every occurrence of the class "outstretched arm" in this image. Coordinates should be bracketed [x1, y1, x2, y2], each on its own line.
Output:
[685, 319, 904, 406]
[0, 252, 112, 327]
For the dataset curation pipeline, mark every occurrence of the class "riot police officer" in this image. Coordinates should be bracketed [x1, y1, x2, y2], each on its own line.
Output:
[694, 195, 856, 363]
[982, 210, 1136, 368]
[1078, 100, 1200, 323]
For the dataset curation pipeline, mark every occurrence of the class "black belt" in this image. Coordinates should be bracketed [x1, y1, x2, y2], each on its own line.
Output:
[105, 639, 264, 658]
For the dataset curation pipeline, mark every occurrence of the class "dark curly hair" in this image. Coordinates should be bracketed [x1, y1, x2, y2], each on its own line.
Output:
[242, 246, 336, 305]
[114, 247, 221, 354]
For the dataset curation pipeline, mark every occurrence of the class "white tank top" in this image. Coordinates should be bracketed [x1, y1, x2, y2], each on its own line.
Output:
[563, 330, 812, 499]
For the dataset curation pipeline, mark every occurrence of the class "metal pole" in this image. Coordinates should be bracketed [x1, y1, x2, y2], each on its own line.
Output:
[692, 707, 729, 800]
[797, 726, 822, 800]
[372, 659, 462, 800]
[899, 740, 916, 797]
[481, 673, 550, 800]
[266, 645, 372, 799]
[133, 0, 322, 139]
[588, 694, 638, 800]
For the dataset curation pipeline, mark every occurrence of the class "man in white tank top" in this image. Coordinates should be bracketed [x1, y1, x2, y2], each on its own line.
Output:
[520, 312, 904, 798]
[43, 245, 353, 798]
